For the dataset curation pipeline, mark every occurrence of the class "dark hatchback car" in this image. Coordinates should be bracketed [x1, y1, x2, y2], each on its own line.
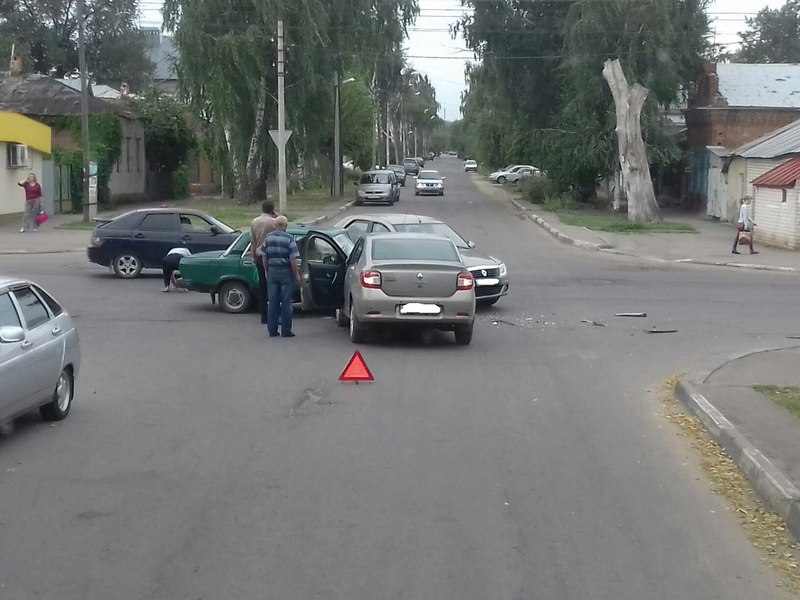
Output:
[402, 158, 420, 177]
[87, 208, 240, 278]
[387, 164, 407, 186]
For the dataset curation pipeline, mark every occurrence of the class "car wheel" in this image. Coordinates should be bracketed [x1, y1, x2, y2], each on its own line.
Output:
[218, 280, 252, 314]
[349, 303, 367, 343]
[497, 176, 507, 184]
[40, 367, 74, 421]
[414, 191, 419, 196]
[477, 297, 500, 307]
[335, 306, 349, 328]
[112, 254, 143, 279]
[454, 323, 474, 345]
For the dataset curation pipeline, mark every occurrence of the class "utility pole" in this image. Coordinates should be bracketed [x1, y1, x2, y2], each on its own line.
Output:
[269, 20, 291, 214]
[333, 70, 342, 198]
[385, 102, 390, 165]
[77, 0, 92, 222]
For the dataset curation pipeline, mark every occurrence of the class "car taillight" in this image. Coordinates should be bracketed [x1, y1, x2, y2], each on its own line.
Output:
[457, 272, 474, 290]
[360, 270, 382, 289]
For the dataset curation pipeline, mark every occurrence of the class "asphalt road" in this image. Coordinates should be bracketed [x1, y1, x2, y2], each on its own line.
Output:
[1, 156, 798, 599]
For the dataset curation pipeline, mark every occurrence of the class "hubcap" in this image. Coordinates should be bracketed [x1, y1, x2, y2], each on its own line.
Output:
[224, 288, 245, 309]
[55, 371, 71, 412]
[117, 256, 138, 276]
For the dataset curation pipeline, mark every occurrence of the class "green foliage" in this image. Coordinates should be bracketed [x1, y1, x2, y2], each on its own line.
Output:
[558, 213, 696, 232]
[737, 0, 800, 63]
[2, 0, 153, 88]
[459, 0, 711, 194]
[170, 165, 190, 199]
[542, 193, 579, 212]
[129, 88, 196, 174]
[754, 386, 800, 420]
[42, 114, 122, 208]
[520, 177, 558, 204]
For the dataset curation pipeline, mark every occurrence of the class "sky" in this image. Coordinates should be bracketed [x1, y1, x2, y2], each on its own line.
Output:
[138, 0, 788, 121]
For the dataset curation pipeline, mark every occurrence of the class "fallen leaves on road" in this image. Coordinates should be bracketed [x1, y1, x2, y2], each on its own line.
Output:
[659, 375, 800, 593]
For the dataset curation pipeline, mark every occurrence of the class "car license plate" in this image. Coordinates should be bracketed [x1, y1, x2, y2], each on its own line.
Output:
[400, 303, 441, 315]
[476, 278, 500, 286]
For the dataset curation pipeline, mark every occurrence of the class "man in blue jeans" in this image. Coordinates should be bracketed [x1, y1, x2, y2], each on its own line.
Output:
[261, 215, 301, 337]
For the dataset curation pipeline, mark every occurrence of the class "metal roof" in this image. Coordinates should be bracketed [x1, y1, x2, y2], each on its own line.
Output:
[717, 63, 800, 108]
[752, 157, 800, 187]
[731, 118, 800, 158]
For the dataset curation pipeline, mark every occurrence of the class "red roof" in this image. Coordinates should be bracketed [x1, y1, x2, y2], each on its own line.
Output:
[752, 157, 800, 188]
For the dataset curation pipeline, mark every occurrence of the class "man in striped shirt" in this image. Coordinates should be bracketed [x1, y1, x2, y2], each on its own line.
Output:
[261, 215, 301, 337]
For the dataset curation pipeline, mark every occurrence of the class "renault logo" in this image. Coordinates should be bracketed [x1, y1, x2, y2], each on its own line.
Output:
[417, 272, 424, 288]
[481, 269, 487, 277]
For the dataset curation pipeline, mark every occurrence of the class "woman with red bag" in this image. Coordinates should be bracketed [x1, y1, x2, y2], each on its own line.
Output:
[732, 195, 758, 255]
[17, 172, 43, 233]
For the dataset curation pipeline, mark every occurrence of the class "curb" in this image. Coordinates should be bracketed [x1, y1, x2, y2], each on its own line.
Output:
[299, 200, 355, 226]
[511, 198, 799, 273]
[675, 375, 800, 541]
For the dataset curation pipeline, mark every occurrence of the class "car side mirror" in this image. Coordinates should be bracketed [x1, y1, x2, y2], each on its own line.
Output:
[442, 176, 447, 180]
[468, 241, 477, 249]
[210, 225, 221, 235]
[0, 326, 25, 343]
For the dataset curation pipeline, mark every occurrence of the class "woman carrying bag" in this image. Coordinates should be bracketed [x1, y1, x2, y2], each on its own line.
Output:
[732, 196, 758, 255]
[18, 172, 43, 233]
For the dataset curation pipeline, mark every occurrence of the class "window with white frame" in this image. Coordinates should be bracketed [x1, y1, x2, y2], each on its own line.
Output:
[6, 144, 29, 168]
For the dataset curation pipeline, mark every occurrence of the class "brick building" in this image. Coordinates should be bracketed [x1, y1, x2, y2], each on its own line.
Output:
[684, 62, 800, 209]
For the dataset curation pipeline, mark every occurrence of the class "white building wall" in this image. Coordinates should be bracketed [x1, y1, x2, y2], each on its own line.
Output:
[753, 185, 799, 249]
[0, 142, 46, 216]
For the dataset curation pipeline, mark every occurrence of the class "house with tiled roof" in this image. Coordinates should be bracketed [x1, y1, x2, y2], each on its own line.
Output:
[684, 62, 800, 213]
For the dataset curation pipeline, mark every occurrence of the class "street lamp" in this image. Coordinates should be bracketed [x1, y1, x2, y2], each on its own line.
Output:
[334, 75, 356, 197]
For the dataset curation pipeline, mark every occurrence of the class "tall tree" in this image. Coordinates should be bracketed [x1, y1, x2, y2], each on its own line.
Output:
[546, 0, 710, 199]
[163, 0, 418, 203]
[2, 0, 152, 87]
[737, 0, 800, 63]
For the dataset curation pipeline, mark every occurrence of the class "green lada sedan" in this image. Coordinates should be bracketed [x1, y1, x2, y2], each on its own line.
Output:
[178, 226, 355, 313]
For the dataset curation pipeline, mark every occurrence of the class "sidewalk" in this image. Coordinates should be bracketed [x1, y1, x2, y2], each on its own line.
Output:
[4, 191, 800, 541]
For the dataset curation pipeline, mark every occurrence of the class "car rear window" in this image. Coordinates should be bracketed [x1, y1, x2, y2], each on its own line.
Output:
[100, 212, 141, 229]
[371, 238, 459, 262]
[138, 213, 176, 231]
[360, 173, 391, 184]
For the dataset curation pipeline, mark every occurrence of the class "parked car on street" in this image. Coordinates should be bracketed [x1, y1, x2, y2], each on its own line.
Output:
[87, 208, 240, 279]
[0, 278, 80, 427]
[314, 232, 476, 344]
[355, 170, 399, 206]
[178, 227, 355, 313]
[414, 157, 426, 168]
[334, 213, 509, 306]
[403, 158, 420, 176]
[488, 164, 539, 184]
[464, 159, 478, 172]
[387, 164, 407, 186]
[414, 169, 446, 196]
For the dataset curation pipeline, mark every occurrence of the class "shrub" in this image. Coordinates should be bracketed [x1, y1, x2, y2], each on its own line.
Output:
[171, 165, 190, 199]
[520, 177, 557, 204]
[542, 193, 578, 212]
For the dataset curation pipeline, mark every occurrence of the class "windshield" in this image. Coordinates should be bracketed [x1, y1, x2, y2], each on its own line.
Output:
[392, 222, 469, 249]
[333, 232, 355, 257]
[372, 238, 459, 262]
[360, 172, 391, 184]
[417, 171, 440, 180]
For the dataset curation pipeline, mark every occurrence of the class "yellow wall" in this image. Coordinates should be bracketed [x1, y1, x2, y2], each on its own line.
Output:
[0, 112, 52, 154]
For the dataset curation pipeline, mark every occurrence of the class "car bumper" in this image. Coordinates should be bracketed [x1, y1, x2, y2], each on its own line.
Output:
[469, 270, 509, 302]
[87, 246, 111, 267]
[358, 195, 392, 203]
[354, 290, 475, 325]
[415, 187, 443, 195]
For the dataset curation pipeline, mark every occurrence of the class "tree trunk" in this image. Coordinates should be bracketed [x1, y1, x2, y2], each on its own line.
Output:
[612, 167, 625, 212]
[240, 76, 268, 205]
[602, 59, 661, 223]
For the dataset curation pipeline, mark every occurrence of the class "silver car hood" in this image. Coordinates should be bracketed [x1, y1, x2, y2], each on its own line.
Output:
[459, 249, 502, 268]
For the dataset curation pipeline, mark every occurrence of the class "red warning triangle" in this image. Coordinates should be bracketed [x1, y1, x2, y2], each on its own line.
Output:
[339, 350, 374, 382]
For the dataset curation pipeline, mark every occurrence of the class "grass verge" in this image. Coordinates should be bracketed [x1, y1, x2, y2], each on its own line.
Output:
[659, 376, 800, 593]
[754, 386, 800, 420]
[558, 213, 696, 233]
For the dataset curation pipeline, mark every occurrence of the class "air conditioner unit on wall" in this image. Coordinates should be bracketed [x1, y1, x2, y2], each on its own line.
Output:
[7, 144, 29, 168]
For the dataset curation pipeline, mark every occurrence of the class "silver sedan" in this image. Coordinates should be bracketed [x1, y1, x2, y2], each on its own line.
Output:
[0, 278, 80, 428]
[333, 233, 476, 345]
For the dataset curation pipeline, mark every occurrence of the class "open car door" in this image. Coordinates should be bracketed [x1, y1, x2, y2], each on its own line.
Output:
[299, 231, 347, 311]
